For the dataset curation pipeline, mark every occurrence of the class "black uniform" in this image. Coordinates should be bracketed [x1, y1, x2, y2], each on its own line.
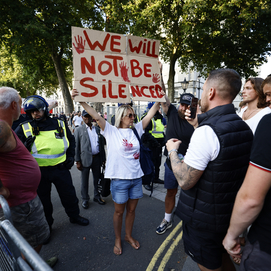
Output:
[164, 104, 194, 170]
[15, 117, 80, 227]
[144, 111, 165, 181]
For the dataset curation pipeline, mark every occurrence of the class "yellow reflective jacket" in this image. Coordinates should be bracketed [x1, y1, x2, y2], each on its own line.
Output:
[22, 120, 69, 167]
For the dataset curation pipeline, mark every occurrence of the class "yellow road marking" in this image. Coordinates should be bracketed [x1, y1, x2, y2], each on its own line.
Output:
[146, 220, 183, 271]
[158, 230, 183, 271]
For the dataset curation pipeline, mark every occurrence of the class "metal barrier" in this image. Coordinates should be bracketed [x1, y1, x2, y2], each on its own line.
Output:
[0, 195, 53, 271]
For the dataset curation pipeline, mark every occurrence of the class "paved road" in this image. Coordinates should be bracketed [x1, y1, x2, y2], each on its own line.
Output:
[39, 165, 191, 271]
[39, 162, 239, 271]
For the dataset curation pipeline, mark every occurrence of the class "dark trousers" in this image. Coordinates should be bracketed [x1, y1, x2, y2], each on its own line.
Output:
[38, 166, 80, 227]
[81, 154, 101, 201]
[151, 138, 164, 180]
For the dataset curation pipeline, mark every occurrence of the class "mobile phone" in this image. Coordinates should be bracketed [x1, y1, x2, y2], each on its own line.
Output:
[190, 97, 198, 119]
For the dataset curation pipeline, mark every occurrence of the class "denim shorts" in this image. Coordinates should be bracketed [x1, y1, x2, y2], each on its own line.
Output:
[0, 196, 50, 248]
[164, 162, 178, 189]
[110, 178, 143, 204]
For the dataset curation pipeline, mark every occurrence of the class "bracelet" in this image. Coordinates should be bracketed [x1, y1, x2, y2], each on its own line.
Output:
[167, 149, 178, 159]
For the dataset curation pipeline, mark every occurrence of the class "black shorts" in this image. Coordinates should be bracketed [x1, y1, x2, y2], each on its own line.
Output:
[183, 223, 227, 270]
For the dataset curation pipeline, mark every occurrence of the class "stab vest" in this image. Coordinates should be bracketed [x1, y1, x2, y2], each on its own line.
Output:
[149, 118, 164, 138]
[175, 104, 253, 233]
[22, 119, 69, 167]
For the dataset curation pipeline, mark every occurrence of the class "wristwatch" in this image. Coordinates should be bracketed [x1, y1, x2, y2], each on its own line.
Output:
[167, 149, 178, 159]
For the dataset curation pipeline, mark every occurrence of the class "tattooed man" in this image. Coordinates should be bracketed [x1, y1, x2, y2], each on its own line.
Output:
[166, 69, 253, 271]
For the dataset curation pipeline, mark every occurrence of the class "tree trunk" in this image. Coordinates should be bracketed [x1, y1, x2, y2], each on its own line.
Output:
[93, 102, 103, 113]
[51, 53, 74, 113]
[167, 53, 179, 102]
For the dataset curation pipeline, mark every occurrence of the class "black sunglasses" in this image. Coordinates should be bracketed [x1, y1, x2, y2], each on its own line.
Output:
[125, 113, 136, 119]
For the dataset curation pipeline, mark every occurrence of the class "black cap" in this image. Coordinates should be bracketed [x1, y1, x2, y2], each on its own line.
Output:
[82, 110, 90, 117]
[179, 93, 195, 105]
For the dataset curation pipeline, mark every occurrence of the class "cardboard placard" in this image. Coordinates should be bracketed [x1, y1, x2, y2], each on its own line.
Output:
[72, 27, 165, 103]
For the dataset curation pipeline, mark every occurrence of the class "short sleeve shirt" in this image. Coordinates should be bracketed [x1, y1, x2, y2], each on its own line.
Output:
[250, 113, 271, 170]
[238, 106, 271, 134]
[247, 113, 271, 254]
[184, 125, 220, 170]
[165, 104, 194, 156]
[101, 121, 144, 179]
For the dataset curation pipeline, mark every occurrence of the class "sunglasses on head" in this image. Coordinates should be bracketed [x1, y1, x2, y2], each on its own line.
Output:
[125, 113, 136, 119]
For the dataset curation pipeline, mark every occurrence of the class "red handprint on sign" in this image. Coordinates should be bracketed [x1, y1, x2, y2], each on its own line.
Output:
[73, 35, 86, 54]
[119, 62, 130, 82]
[152, 73, 160, 83]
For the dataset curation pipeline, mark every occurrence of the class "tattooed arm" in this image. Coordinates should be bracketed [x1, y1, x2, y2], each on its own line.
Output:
[169, 151, 203, 190]
[166, 138, 204, 190]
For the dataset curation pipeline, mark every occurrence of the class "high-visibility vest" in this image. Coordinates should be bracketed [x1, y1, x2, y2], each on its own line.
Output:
[149, 118, 164, 138]
[22, 120, 69, 167]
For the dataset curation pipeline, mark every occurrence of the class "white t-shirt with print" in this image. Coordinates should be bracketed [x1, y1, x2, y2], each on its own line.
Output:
[101, 121, 144, 179]
[184, 125, 220, 171]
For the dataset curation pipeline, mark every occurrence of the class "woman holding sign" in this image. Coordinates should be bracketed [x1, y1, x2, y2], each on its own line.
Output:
[72, 89, 162, 255]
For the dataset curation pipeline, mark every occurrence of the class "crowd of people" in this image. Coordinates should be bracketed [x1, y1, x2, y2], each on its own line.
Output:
[0, 67, 271, 270]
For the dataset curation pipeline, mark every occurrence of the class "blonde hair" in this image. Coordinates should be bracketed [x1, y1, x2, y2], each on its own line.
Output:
[114, 105, 135, 128]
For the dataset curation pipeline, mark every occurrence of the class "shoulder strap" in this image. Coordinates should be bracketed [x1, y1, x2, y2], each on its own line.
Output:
[132, 128, 141, 144]
[95, 126, 101, 135]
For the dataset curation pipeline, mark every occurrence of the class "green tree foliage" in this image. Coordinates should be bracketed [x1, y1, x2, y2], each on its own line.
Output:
[1, 0, 271, 106]
[181, 0, 271, 78]
[0, 0, 104, 112]
[123, 0, 271, 101]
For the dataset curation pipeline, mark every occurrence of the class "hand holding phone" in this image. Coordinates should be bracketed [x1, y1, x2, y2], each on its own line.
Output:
[189, 97, 198, 119]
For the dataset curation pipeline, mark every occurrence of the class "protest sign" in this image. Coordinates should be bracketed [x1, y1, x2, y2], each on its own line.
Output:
[72, 27, 165, 103]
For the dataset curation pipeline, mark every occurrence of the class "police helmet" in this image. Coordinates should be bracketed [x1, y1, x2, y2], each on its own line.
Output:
[147, 102, 155, 109]
[118, 100, 133, 107]
[23, 95, 49, 116]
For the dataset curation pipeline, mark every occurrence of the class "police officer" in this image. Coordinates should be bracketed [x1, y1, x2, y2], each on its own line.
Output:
[15, 95, 89, 238]
[143, 102, 165, 185]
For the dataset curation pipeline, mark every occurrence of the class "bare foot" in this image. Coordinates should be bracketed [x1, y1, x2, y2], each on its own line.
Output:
[113, 239, 122, 255]
[113, 245, 122, 256]
[125, 236, 140, 250]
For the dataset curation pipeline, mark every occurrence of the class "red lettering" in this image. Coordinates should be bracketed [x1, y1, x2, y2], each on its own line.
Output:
[146, 41, 158, 58]
[108, 80, 117, 99]
[149, 86, 157, 98]
[128, 39, 143, 54]
[141, 86, 151, 97]
[118, 84, 127, 98]
[143, 39, 147, 54]
[104, 55, 123, 76]
[83, 31, 110, 51]
[144, 63, 152, 77]
[80, 78, 98, 97]
[81, 56, 95, 74]
[102, 79, 107, 98]
[110, 35, 121, 52]
[152, 41, 158, 58]
[98, 61, 112, 76]
[130, 59, 142, 77]
[130, 85, 142, 97]
[155, 84, 163, 98]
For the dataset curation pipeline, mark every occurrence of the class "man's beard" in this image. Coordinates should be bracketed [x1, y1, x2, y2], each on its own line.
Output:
[178, 110, 185, 119]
